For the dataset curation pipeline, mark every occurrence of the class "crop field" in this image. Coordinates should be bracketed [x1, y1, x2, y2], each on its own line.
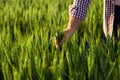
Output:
[0, 0, 120, 80]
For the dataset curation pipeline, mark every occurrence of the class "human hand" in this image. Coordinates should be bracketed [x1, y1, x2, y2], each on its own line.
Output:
[54, 31, 63, 50]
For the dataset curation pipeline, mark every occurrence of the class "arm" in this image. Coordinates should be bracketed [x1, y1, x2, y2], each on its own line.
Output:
[55, 16, 82, 48]
[55, 0, 91, 49]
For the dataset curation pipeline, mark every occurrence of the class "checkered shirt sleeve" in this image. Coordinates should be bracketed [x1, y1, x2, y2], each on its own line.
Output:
[69, 0, 91, 20]
[105, 0, 114, 27]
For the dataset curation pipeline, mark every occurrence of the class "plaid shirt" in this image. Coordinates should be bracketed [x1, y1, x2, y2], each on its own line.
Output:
[69, 0, 91, 20]
[69, 0, 115, 37]
[103, 0, 114, 37]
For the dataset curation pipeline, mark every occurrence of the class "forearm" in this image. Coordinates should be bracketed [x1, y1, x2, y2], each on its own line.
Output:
[60, 16, 82, 45]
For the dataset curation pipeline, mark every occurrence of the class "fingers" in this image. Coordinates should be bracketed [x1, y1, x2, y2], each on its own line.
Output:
[59, 36, 65, 46]
[54, 37, 59, 49]
[54, 36, 64, 50]
[54, 31, 64, 49]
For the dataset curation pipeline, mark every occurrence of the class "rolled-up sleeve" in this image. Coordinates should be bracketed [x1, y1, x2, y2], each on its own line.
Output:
[69, 0, 91, 20]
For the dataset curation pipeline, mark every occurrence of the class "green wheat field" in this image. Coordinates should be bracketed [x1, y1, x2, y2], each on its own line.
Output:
[0, 0, 120, 80]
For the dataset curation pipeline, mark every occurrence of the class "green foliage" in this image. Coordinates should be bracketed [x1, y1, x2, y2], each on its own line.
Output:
[0, 0, 120, 80]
